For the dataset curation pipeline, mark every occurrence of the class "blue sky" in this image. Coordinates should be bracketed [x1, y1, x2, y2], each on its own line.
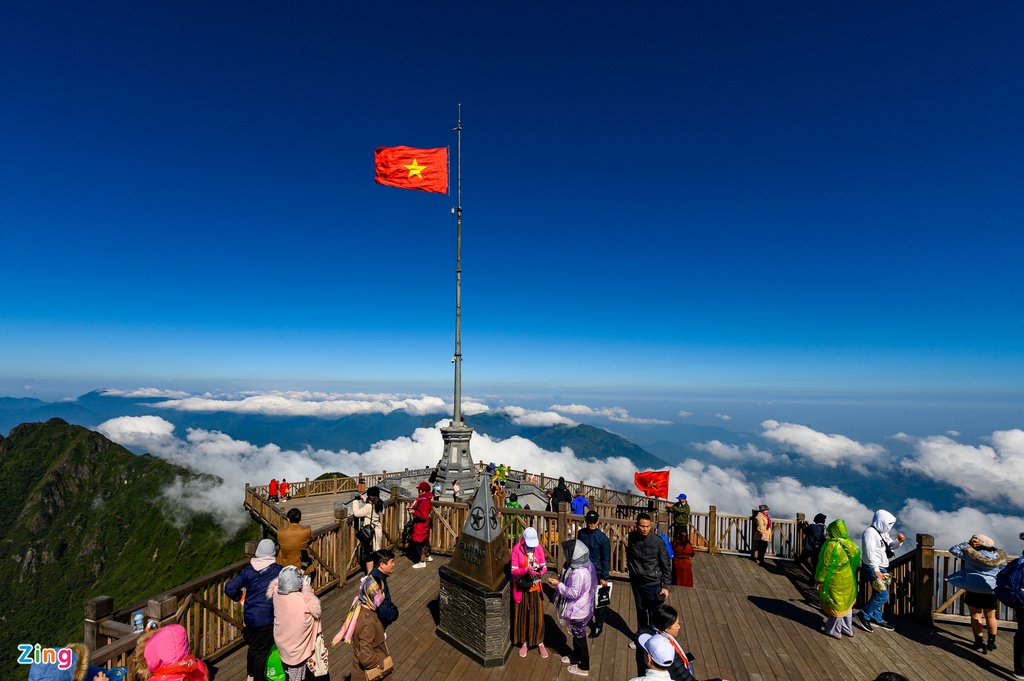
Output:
[2, 2, 1023, 430]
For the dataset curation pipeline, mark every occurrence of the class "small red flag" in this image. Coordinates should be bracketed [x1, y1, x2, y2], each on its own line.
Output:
[634, 470, 670, 499]
[374, 146, 448, 194]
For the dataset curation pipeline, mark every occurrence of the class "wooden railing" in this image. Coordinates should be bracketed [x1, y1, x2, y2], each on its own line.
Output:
[86, 510, 362, 673]
[847, 533, 1018, 629]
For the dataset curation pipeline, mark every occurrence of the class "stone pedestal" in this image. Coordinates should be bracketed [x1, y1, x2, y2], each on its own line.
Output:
[437, 566, 512, 667]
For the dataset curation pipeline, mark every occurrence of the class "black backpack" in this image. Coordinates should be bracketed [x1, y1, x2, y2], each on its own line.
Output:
[995, 556, 1024, 610]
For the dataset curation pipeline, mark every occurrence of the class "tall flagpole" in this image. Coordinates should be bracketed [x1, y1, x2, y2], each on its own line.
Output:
[452, 104, 463, 425]
[436, 104, 473, 488]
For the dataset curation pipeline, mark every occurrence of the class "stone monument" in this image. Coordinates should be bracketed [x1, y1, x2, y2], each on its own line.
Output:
[436, 474, 512, 666]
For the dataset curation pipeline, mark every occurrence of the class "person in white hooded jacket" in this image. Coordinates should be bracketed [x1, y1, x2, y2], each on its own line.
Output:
[857, 509, 905, 632]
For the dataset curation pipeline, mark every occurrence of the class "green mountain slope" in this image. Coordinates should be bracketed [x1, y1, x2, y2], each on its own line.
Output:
[0, 419, 254, 656]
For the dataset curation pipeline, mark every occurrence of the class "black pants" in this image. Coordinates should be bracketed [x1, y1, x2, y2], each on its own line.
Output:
[753, 540, 769, 564]
[1015, 609, 1024, 675]
[243, 624, 274, 681]
[592, 603, 607, 628]
[572, 634, 590, 670]
[631, 581, 662, 632]
[409, 539, 428, 563]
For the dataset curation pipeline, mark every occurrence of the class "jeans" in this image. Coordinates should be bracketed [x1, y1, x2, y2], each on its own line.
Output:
[631, 581, 662, 631]
[860, 566, 889, 622]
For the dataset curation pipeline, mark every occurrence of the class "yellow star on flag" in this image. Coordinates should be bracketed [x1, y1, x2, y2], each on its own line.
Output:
[404, 159, 425, 178]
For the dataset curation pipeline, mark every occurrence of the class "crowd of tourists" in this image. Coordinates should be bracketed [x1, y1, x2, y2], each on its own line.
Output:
[40, 475, 1024, 681]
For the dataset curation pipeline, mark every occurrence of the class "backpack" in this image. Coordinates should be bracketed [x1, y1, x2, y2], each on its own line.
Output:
[660, 533, 674, 560]
[995, 556, 1024, 609]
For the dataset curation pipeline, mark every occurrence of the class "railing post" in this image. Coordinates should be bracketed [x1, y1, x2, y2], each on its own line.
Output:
[335, 503, 349, 587]
[708, 505, 718, 555]
[558, 502, 569, 566]
[304, 478, 310, 498]
[795, 513, 805, 563]
[914, 533, 936, 624]
[390, 486, 402, 549]
[147, 593, 178, 627]
[245, 540, 259, 557]
[602, 485, 607, 503]
[84, 595, 114, 652]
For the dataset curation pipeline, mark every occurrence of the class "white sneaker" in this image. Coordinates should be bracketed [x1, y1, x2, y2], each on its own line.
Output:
[412, 562, 426, 569]
[628, 640, 636, 649]
[426, 556, 434, 562]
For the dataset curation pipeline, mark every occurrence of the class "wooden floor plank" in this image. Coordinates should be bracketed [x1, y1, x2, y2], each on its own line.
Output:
[206, 549, 1020, 681]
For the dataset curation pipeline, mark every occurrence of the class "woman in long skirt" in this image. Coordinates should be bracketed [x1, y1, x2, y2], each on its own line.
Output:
[672, 529, 695, 588]
[510, 526, 548, 658]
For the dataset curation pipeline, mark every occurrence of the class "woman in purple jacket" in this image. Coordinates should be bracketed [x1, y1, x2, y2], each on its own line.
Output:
[550, 539, 597, 677]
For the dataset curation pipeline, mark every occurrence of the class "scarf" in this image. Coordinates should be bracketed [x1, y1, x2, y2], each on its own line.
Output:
[333, 574, 384, 645]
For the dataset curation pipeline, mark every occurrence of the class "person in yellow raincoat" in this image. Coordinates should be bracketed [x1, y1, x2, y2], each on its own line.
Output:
[815, 519, 861, 639]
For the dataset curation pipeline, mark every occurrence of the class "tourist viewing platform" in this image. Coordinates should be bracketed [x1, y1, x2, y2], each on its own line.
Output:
[82, 465, 1020, 680]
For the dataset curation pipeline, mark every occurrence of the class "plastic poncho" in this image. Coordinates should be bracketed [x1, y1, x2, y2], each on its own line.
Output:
[814, 519, 861, 617]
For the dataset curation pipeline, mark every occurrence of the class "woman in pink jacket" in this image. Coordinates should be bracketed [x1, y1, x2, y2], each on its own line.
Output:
[268, 566, 322, 681]
[133, 624, 209, 681]
[510, 526, 548, 658]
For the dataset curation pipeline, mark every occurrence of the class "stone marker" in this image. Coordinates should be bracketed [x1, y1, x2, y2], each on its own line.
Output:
[437, 473, 512, 666]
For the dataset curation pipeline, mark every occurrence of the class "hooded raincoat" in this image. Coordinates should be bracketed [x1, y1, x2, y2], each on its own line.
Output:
[554, 539, 597, 637]
[815, 519, 861, 618]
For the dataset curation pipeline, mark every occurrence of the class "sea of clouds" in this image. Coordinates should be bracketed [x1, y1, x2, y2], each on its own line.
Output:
[95, 390, 1024, 553]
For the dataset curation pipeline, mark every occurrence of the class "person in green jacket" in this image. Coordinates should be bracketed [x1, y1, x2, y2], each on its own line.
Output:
[815, 519, 861, 639]
[669, 494, 690, 538]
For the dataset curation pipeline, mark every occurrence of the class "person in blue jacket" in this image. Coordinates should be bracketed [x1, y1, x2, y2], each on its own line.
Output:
[577, 510, 611, 638]
[225, 539, 284, 681]
[948, 534, 1009, 653]
[571, 490, 590, 517]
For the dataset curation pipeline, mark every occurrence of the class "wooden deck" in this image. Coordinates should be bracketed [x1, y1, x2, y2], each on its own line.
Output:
[206, 549, 1018, 681]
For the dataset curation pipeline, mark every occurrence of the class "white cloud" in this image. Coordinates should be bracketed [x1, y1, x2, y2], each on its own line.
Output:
[946, 430, 961, 437]
[549, 403, 671, 425]
[693, 440, 773, 464]
[495, 406, 577, 427]
[677, 411, 693, 418]
[900, 429, 1024, 510]
[100, 387, 194, 399]
[714, 413, 732, 421]
[148, 391, 489, 418]
[899, 499, 1024, 556]
[94, 415, 1024, 558]
[760, 420, 885, 471]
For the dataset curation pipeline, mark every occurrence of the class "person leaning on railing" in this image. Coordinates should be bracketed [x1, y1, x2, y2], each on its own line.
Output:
[277, 508, 314, 577]
[225, 539, 283, 681]
[353, 487, 384, 574]
[948, 533, 1009, 654]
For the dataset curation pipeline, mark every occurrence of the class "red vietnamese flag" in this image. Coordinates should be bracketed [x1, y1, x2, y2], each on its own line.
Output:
[634, 470, 670, 499]
[374, 146, 448, 194]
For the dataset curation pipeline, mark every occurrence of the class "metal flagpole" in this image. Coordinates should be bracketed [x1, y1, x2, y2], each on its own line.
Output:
[452, 103, 463, 425]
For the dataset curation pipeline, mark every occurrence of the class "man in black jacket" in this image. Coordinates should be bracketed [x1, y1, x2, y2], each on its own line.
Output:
[577, 510, 612, 637]
[370, 549, 399, 629]
[626, 512, 672, 644]
[547, 476, 573, 512]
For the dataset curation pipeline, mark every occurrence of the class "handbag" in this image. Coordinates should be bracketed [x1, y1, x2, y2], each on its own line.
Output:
[265, 645, 287, 681]
[357, 524, 374, 546]
[364, 649, 394, 681]
[594, 583, 613, 609]
[306, 632, 329, 677]
[515, 574, 536, 592]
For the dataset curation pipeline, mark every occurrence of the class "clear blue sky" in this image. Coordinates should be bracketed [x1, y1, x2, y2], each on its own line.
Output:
[2, 2, 1022, 411]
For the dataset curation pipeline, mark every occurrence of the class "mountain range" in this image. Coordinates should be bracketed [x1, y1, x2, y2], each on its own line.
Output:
[0, 419, 253, 662]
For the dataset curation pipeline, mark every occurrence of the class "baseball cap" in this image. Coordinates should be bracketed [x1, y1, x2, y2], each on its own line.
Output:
[677, 493, 687, 501]
[638, 633, 675, 667]
[585, 510, 599, 523]
[523, 527, 539, 548]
